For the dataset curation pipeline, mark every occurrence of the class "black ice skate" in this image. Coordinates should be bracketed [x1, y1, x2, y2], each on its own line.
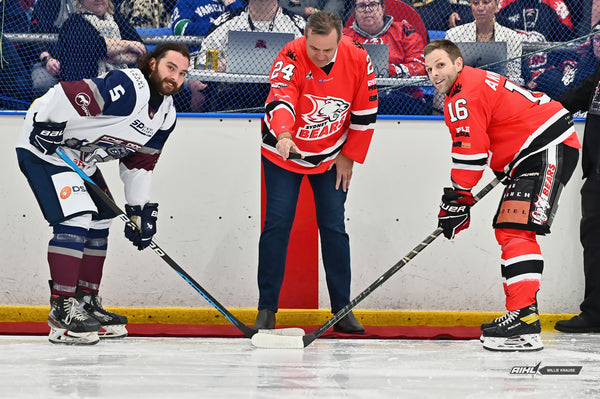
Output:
[478, 305, 535, 342]
[481, 304, 543, 352]
[480, 311, 514, 331]
[77, 291, 128, 339]
[48, 295, 101, 345]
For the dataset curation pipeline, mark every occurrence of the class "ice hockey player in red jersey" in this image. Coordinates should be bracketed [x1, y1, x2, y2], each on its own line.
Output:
[16, 43, 190, 345]
[256, 11, 378, 334]
[423, 39, 581, 351]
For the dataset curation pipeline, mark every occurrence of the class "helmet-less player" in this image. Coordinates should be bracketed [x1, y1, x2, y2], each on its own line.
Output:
[424, 39, 580, 351]
[16, 43, 190, 345]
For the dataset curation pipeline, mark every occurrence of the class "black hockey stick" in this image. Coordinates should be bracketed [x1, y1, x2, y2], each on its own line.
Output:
[55, 148, 303, 339]
[252, 177, 501, 348]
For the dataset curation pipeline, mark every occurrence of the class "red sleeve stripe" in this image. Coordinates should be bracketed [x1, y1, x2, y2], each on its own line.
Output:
[59, 80, 103, 116]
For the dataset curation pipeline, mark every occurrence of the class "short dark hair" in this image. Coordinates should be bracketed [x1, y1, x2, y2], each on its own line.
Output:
[137, 42, 190, 77]
[305, 11, 343, 41]
[423, 39, 463, 62]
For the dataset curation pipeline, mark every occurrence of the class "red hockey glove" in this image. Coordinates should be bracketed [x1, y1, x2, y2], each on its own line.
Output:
[438, 188, 474, 239]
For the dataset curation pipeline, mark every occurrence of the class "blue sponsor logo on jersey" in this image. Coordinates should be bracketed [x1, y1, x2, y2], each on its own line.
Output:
[130, 119, 155, 137]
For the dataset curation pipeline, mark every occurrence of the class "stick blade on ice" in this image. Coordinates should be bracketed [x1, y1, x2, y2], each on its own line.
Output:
[251, 332, 304, 349]
[257, 328, 305, 336]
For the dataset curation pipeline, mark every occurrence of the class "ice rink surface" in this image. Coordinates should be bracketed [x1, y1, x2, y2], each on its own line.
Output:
[0, 331, 598, 399]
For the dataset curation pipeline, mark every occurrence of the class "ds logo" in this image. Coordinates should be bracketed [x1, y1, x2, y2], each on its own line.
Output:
[60, 185, 87, 199]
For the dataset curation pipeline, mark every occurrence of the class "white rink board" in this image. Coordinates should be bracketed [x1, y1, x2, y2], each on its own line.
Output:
[2, 115, 585, 313]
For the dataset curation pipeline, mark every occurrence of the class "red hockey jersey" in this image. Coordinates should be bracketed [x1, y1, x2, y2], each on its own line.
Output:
[343, 19, 426, 78]
[261, 35, 378, 174]
[444, 66, 580, 190]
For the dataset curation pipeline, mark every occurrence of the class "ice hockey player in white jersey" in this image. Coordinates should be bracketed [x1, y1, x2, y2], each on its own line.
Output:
[15, 42, 190, 345]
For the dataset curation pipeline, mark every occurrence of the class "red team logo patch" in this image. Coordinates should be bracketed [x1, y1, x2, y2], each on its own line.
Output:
[297, 95, 350, 140]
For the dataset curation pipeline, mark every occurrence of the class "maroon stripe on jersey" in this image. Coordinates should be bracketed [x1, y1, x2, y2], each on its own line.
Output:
[60, 80, 102, 117]
[121, 152, 160, 171]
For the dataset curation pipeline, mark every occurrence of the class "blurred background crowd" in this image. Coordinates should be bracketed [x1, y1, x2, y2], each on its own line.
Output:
[0, 0, 597, 115]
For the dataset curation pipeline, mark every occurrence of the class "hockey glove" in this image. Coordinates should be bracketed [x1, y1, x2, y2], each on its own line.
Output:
[29, 113, 66, 155]
[438, 188, 474, 239]
[124, 203, 158, 250]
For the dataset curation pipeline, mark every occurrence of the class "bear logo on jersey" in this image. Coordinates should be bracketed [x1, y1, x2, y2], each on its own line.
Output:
[297, 95, 350, 140]
[302, 94, 350, 125]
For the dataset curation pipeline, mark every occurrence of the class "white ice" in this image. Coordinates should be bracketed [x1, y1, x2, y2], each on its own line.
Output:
[0, 331, 598, 398]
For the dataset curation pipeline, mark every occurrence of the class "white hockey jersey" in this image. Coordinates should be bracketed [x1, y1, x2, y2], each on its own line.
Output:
[16, 68, 178, 206]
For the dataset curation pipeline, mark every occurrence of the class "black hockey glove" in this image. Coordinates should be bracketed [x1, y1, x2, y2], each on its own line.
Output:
[29, 113, 66, 155]
[124, 203, 158, 250]
[438, 188, 474, 239]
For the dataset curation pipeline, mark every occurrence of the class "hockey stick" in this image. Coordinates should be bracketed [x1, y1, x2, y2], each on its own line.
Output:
[55, 148, 303, 338]
[252, 177, 502, 348]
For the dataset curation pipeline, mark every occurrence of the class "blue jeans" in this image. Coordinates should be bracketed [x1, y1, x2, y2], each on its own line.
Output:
[258, 156, 350, 313]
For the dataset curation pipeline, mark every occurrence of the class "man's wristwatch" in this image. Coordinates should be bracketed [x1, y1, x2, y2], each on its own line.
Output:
[41, 54, 52, 66]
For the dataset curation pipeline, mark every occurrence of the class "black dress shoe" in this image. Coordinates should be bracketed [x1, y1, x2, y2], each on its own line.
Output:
[555, 314, 600, 333]
[333, 311, 365, 334]
[254, 309, 276, 329]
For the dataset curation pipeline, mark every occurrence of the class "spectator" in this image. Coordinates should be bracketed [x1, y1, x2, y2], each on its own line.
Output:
[503, 0, 575, 33]
[170, 0, 245, 37]
[497, 0, 575, 42]
[0, 0, 35, 108]
[190, 0, 305, 112]
[279, 0, 345, 19]
[565, 0, 592, 36]
[170, 0, 247, 112]
[343, 0, 431, 114]
[446, 0, 524, 85]
[55, 0, 147, 81]
[527, 34, 600, 99]
[494, 0, 578, 89]
[30, 0, 77, 97]
[0, 36, 34, 109]
[117, 0, 171, 29]
[404, 0, 471, 31]
[554, 23, 600, 334]
[255, 11, 377, 333]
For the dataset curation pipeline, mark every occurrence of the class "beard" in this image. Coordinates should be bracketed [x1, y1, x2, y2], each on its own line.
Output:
[148, 71, 182, 96]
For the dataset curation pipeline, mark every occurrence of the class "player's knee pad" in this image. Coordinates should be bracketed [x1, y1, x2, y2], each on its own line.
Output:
[495, 228, 540, 258]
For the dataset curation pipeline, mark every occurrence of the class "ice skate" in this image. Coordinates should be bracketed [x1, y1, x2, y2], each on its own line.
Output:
[77, 291, 128, 339]
[480, 311, 514, 331]
[478, 304, 537, 342]
[481, 304, 543, 352]
[48, 295, 101, 345]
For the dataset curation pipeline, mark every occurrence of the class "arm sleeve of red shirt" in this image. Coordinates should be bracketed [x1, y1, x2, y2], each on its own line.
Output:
[263, 49, 302, 139]
[390, 22, 426, 77]
[342, 48, 378, 164]
[446, 94, 490, 190]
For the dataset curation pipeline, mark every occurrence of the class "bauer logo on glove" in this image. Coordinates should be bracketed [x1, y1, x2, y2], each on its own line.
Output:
[29, 113, 67, 155]
[437, 187, 474, 239]
[124, 203, 158, 250]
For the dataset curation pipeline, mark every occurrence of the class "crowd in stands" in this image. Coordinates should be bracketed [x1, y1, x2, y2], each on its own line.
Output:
[0, 0, 598, 114]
